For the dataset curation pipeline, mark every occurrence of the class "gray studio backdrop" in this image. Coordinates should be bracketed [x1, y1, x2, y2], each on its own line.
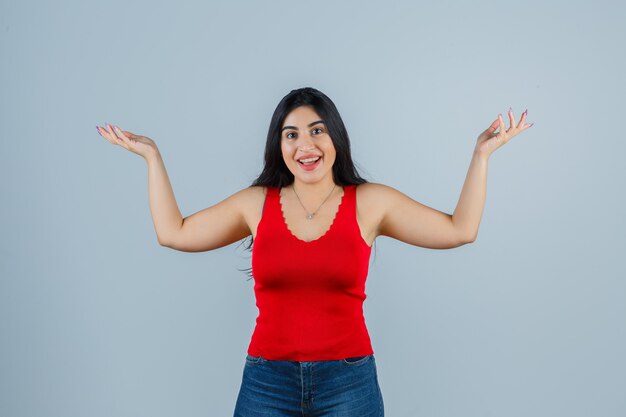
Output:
[2, 0, 625, 416]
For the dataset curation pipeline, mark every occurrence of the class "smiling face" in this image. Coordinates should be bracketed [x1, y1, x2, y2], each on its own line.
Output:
[280, 105, 337, 186]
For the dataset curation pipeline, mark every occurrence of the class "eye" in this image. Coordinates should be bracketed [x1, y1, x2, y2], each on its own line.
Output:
[286, 132, 296, 139]
[312, 127, 324, 135]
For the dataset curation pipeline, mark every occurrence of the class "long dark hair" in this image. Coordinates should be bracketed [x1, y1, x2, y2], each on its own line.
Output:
[237, 87, 374, 278]
[250, 87, 369, 188]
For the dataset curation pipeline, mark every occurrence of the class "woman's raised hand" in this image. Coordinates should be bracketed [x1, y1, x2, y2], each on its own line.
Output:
[475, 108, 533, 158]
[96, 123, 159, 160]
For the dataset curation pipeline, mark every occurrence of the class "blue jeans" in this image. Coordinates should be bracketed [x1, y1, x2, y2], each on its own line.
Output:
[233, 353, 384, 416]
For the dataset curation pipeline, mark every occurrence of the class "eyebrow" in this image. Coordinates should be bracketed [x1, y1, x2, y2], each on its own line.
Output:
[281, 120, 325, 132]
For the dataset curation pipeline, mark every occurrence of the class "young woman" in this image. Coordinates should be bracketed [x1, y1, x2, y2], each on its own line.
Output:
[96, 87, 532, 416]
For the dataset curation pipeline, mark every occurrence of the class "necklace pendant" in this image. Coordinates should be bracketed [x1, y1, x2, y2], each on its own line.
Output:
[306, 213, 315, 220]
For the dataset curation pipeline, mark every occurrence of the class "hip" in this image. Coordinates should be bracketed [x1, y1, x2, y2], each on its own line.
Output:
[234, 353, 384, 416]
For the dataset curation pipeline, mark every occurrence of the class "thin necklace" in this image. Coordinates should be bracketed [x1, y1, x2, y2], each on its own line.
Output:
[292, 183, 337, 220]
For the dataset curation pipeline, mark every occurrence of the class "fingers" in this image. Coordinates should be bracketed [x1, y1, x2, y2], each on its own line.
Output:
[111, 125, 132, 149]
[479, 108, 532, 151]
[517, 109, 533, 130]
[112, 125, 127, 141]
[498, 113, 506, 135]
[96, 123, 128, 148]
[504, 108, 534, 132]
[483, 118, 499, 135]
[107, 124, 126, 146]
[96, 124, 118, 145]
[478, 118, 499, 142]
[516, 109, 527, 129]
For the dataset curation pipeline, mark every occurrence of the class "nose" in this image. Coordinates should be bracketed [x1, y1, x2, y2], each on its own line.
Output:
[298, 145, 316, 153]
[297, 133, 316, 149]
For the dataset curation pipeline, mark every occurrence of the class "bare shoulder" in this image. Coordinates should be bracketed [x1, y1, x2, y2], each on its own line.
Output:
[354, 182, 399, 239]
[236, 184, 267, 200]
[355, 181, 396, 194]
[356, 181, 465, 248]
[235, 185, 270, 238]
[234, 185, 267, 215]
[356, 181, 430, 213]
[355, 182, 400, 207]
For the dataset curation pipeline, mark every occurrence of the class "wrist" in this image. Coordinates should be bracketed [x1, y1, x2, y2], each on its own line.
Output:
[145, 149, 162, 165]
[473, 148, 490, 163]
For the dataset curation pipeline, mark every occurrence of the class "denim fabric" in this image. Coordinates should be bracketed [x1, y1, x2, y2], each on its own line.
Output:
[233, 354, 384, 416]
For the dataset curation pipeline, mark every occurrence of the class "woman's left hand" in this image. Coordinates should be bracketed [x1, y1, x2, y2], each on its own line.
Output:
[475, 108, 533, 158]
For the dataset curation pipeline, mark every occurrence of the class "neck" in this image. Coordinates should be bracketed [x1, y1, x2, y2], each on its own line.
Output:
[290, 177, 337, 198]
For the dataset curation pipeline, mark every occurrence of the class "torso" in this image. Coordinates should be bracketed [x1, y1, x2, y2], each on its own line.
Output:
[241, 183, 382, 247]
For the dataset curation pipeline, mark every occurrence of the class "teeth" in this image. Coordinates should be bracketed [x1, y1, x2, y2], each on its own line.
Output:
[299, 157, 320, 163]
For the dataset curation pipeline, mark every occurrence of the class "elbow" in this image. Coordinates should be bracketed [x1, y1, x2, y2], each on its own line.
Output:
[157, 230, 179, 248]
[457, 232, 477, 246]
[463, 233, 477, 245]
[452, 219, 477, 246]
[158, 237, 173, 248]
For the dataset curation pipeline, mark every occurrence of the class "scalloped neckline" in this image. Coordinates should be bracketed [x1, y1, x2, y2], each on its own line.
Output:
[278, 186, 346, 244]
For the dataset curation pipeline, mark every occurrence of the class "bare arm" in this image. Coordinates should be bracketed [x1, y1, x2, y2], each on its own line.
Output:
[450, 151, 488, 242]
[97, 124, 252, 251]
[146, 152, 254, 251]
[453, 109, 533, 240]
[373, 183, 469, 249]
[374, 153, 486, 249]
[146, 151, 184, 246]
[96, 124, 185, 246]
[377, 109, 532, 248]
[162, 186, 255, 253]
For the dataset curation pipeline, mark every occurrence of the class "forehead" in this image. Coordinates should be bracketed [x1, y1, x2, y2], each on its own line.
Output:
[282, 105, 321, 127]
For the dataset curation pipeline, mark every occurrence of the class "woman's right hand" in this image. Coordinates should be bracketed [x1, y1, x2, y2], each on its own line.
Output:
[96, 123, 159, 160]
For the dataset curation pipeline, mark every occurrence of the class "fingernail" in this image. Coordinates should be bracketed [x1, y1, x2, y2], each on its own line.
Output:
[96, 126, 102, 136]
[508, 107, 512, 113]
[523, 109, 528, 116]
[527, 123, 534, 128]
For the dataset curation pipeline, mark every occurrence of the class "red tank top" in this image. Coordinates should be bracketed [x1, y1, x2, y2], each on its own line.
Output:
[247, 184, 374, 361]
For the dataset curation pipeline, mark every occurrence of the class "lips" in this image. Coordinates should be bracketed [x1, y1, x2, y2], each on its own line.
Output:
[298, 156, 321, 164]
[297, 153, 322, 162]
[297, 156, 322, 171]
